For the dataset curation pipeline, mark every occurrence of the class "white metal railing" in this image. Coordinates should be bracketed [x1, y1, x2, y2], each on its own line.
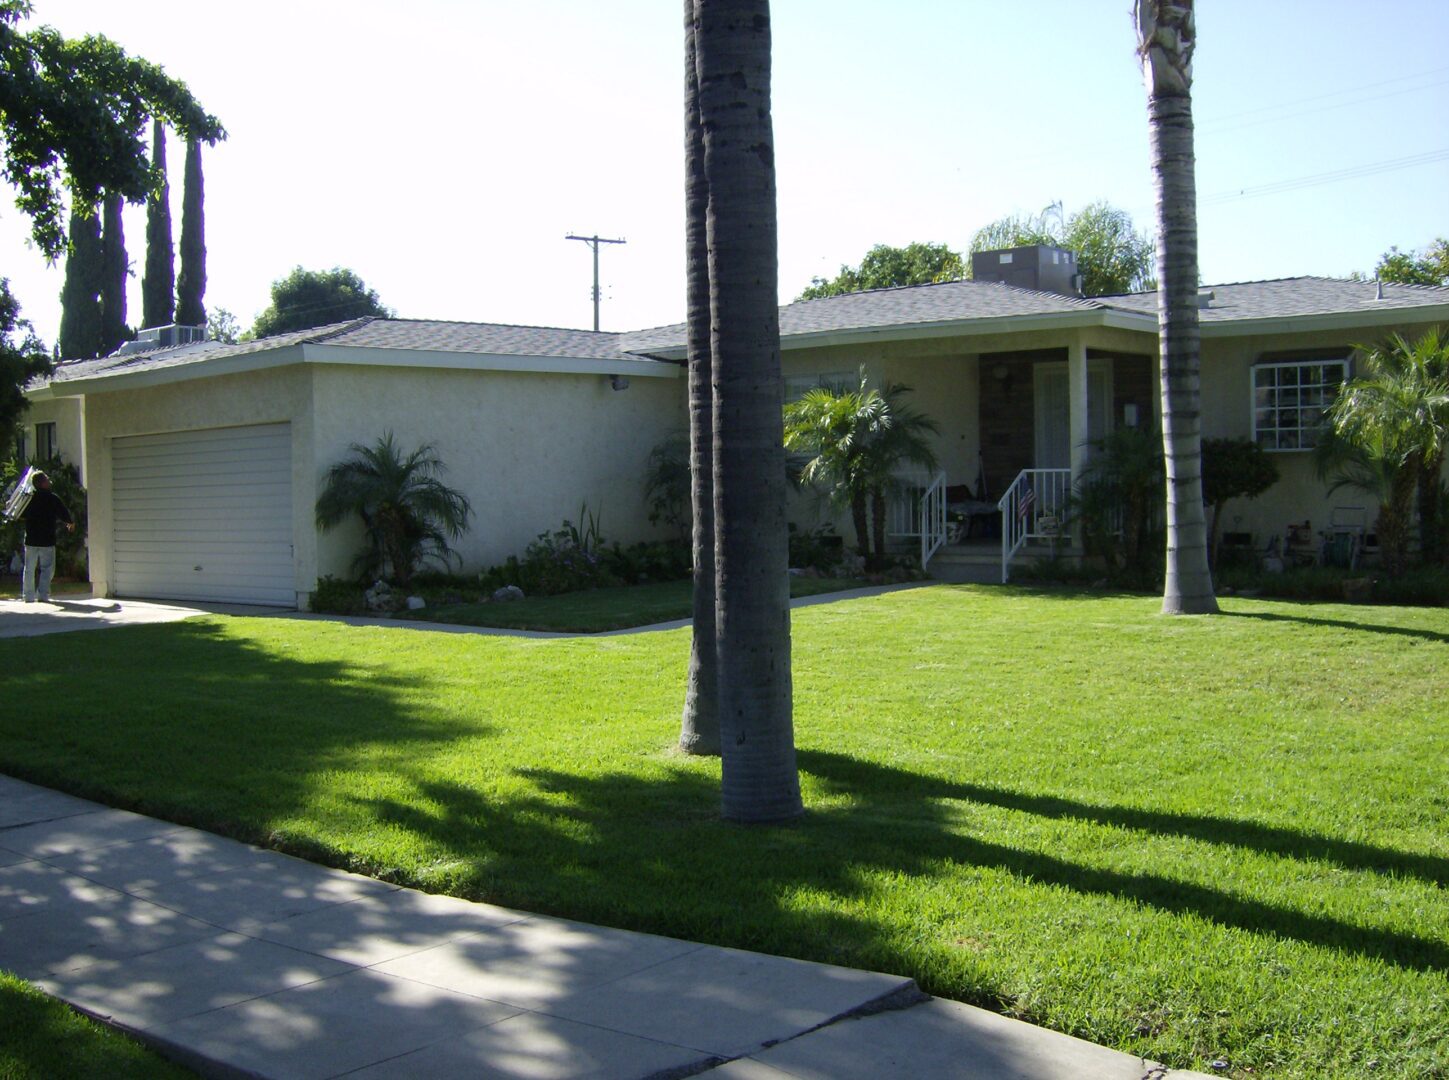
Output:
[997, 468, 1072, 582]
[886, 469, 948, 570]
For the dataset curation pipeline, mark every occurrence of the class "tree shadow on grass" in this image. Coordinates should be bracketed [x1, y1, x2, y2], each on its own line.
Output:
[0, 619, 488, 852]
[349, 752, 1448, 979]
[1219, 609, 1449, 644]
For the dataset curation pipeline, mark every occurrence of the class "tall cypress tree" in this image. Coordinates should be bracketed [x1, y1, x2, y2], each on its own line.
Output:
[58, 208, 104, 360]
[175, 137, 206, 326]
[141, 119, 175, 328]
[100, 192, 128, 354]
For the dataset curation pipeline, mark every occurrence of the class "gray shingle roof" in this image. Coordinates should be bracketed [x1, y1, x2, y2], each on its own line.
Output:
[47, 319, 373, 385]
[1098, 276, 1449, 323]
[619, 280, 1106, 354]
[321, 319, 626, 359]
[42, 318, 653, 389]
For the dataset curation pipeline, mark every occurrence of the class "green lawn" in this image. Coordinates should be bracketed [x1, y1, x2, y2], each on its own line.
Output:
[0, 971, 194, 1079]
[1, 586, 1445, 1079]
[395, 575, 869, 632]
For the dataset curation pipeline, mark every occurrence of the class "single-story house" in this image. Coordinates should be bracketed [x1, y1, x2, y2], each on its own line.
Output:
[20, 245, 1449, 605]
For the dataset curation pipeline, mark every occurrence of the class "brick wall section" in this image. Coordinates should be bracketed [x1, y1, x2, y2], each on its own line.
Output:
[977, 347, 1062, 498]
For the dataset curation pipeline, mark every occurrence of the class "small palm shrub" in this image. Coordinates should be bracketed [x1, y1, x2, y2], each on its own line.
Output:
[315, 433, 473, 587]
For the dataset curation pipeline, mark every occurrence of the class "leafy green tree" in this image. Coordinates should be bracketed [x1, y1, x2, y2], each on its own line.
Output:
[695, 0, 801, 823]
[0, 2, 223, 260]
[252, 267, 392, 338]
[1373, 239, 1449, 287]
[57, 207, 103, 360]
[100, 192, 128, 354]
[1201, 438, 1278, 567]
[797, 241, 965, 300]
[1137, 0, 1218, 615]
[1324, 329, 1449, 570]
[0, 279, 48, 453]
[315, 433, 474, 588]
[206, 307, 241, 344]
[175, 138, 206, 326]
[141, 119, 174, 328]
[970, 200, 1156, 296]
[784, 371, 939, 565]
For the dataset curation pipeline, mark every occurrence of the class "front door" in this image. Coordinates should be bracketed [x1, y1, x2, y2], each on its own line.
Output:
[1034, 361, 1112, 468]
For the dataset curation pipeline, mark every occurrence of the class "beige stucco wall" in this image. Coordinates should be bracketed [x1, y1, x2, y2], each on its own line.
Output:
[309, 364, 685, 582]
[75, 366, 316, 603]
[18, 396, 86, 480]
[1198, 317, 1446, 545]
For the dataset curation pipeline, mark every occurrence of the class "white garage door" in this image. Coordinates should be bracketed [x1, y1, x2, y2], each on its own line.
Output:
[112, 423, 295, 606]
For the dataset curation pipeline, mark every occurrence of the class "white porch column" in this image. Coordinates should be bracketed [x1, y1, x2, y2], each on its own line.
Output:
[1067, 338, 1089, 485]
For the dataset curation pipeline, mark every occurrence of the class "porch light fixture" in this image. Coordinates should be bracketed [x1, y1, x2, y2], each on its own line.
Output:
[609, 374, 630, 392]
[991, 363, 1013, 395]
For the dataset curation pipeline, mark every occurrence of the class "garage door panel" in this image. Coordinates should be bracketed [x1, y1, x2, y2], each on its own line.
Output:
[112, 423, 295, 607]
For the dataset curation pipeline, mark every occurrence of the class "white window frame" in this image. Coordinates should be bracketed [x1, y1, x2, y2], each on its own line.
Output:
[34, 421, 57, 461]
[1251, 357, 1349, 452]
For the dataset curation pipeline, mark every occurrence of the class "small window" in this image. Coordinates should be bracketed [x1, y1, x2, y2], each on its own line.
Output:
[34, 422, 57, 461]
[784, 370, 855, 403]
[1252, 359, 1348, 451]
[13, 430, 26, 463]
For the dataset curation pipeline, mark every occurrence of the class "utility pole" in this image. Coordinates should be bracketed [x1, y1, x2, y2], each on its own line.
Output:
[566, 233, 626, 331]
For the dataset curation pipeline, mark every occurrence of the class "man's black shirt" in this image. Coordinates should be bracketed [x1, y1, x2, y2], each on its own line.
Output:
[22, 488, 72, 546]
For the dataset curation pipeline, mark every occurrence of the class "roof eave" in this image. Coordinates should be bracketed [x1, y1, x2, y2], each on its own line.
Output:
[300, 343, 680, 378]
[39, 345, 307, 397]
[624, 307, 1154, 361]
[1199, 305, 1449, 338]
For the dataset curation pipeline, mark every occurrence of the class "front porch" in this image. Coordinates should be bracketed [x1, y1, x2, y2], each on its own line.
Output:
[887, 341, 1156, 581]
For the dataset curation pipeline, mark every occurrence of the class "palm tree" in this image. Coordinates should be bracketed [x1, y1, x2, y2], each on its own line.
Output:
[315, 433, 473, 588]
[784, 379, 884, 560]
[679, 0, 719, 757]
[695, 0, 801, 823]
[1135, 0, 1218, 615]
[783, 372, 939, 566]
[1324, 329, 1449, 571]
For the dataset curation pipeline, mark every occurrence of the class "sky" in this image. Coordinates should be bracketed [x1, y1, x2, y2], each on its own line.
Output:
[3, 0, 1447, 349]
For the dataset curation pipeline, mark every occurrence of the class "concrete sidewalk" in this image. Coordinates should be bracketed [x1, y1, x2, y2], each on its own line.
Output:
[0, 583, 930, 641]
[0, 774, 1207, 1079]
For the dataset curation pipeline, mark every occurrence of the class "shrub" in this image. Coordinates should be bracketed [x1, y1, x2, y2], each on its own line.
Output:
[788, 522, 845, 574]
[602, 539, 691, 584]
[309, 576, 369, 615]
[479, 508, 618, 597]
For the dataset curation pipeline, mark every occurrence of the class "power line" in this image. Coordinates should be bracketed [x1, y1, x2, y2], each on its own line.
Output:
[1200, 147, 1449, 206]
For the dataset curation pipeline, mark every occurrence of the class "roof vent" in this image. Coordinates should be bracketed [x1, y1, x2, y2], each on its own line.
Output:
[114, 323, 208, 356]
[1375, 277, 1385, 301]
[1196, 290, 1215, 309]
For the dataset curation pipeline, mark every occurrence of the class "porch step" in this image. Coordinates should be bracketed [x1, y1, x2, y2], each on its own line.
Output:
[926, 543, 1085, 584]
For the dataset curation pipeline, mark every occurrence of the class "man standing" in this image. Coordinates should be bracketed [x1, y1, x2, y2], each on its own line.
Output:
[21, 471, 74, 603]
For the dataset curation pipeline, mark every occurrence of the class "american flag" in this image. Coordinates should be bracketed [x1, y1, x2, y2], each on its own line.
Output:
[1017, 485, 1035, 521]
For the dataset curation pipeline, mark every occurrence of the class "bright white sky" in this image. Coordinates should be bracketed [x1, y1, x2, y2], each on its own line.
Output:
[4, 0, 1447, 348]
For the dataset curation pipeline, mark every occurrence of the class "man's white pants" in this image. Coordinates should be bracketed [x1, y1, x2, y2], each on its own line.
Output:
[22, 545, 55, 602]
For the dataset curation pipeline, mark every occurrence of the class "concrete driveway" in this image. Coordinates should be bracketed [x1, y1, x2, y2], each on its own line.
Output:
[0, 596, 216, 639]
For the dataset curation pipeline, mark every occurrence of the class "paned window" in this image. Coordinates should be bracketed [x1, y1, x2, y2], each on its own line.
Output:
[1252, 359, 1348, 451]
[34, 421, 57, 460]
[784, 370, 855, 403]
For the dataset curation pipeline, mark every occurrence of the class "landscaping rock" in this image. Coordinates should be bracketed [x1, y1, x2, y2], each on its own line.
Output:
[406, 596, 426, 610]
[492, 585, 526, 602]
[364, 580, 397, 613]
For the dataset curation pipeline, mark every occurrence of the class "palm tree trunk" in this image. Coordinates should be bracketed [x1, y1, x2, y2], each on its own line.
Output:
[870, 487, 887, 566]
[1418, 449, 1445, 565]
[697, 0, 801, 824]
[679, 0, 719, 756]
[1136, 0, 1218, 615]
[850, 491, 869, 559]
